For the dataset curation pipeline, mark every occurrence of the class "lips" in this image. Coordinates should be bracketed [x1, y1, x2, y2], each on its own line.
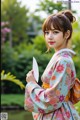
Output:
[48, 41, 55, 45]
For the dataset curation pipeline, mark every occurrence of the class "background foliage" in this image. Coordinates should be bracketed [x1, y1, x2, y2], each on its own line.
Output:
[1, 0, 80, 94]
[1, 0, 29, 46]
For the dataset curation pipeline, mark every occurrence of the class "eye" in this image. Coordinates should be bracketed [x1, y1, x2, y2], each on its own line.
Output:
[45, 31, 49, 35]
[53, 30, 59, 34]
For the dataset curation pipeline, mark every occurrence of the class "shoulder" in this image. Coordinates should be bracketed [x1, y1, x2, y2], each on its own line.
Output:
[57, 55, 74, 66]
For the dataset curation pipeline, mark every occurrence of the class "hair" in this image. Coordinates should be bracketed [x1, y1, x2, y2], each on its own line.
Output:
[42, 10, 76, 43]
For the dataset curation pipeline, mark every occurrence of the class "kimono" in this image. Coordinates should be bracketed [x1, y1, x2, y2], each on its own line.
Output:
[24, 48, 80, 120]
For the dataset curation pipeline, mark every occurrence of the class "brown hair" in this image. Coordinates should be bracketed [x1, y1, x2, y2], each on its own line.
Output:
[42, 10, 76, 42]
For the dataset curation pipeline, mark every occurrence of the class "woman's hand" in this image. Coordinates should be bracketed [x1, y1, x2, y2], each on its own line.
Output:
[26, 70, 36, 83]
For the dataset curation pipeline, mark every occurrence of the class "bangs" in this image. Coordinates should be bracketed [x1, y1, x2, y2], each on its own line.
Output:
[42, 15, 64, 33]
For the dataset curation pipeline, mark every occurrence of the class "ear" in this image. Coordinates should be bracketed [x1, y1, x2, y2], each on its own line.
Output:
[64, 30, 70, 40]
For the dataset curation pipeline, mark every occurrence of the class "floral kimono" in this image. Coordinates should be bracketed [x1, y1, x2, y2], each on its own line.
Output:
[24, 48, 80, 120]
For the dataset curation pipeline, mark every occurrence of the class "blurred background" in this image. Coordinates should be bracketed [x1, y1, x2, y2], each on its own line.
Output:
[1, 0, 80, 120]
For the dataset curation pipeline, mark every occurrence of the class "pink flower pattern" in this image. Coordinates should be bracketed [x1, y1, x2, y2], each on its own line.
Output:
[66, 111, 71, 118]
[35, 95, 40, 102]
[59, 95, 65, 102]
[71, 70, 74, 78]
[38, 108, 45, 113]
[56, 64, 64, 73]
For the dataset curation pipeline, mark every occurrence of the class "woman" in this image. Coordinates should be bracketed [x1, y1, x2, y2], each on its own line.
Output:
[24, 10, 80, 120]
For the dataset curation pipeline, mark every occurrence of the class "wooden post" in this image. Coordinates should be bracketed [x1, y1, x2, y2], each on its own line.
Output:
[68, 0, 71, 10]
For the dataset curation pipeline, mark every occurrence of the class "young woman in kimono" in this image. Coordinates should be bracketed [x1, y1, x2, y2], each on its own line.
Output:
[24, 10, 80, 120]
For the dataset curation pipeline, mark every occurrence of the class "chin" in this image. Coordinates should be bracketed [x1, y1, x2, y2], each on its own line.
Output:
[49, 45, 55, 48]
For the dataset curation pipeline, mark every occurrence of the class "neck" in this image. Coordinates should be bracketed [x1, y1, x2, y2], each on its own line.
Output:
[54, 43, 68, 52]
[55, 46, 68, 52]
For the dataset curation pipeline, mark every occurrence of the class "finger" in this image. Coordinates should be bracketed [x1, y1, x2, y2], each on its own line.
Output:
[26, 71, 31, 77]
[29, 70, 33, 73]
[29, 70, 34, 75]
[26, 74, 30, 78]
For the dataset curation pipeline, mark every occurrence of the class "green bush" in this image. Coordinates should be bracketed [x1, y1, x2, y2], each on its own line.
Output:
[72, 20, 80, 79]
[32, 35, 47, 53]
[1, 41, 53, 93]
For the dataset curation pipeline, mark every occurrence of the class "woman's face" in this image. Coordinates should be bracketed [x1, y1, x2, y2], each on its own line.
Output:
[44, 26, 67, 52]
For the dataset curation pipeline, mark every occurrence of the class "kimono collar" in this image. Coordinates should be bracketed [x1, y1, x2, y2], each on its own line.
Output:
[54, 48, 76, 58]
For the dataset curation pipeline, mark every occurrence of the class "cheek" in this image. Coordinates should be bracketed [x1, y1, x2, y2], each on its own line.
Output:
[59, 34, 64, 39]
[55, 34, 64, 41]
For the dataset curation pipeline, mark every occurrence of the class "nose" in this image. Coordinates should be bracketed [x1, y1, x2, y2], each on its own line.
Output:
[48, 32, 53, 40]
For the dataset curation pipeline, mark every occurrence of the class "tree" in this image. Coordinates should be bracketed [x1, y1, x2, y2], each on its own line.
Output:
[35, 0, 67, 15]
[68, 0, 71, 10]
[1, 0, 29, 46]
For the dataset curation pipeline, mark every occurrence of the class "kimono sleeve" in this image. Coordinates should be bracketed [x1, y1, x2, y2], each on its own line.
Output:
[24, 58, 74, 113]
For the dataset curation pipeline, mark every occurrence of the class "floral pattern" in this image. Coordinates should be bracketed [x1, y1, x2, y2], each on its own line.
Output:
[24, 49, 80, 120]
[56, 64, 64, 73]
[59, 95, 65, 102]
